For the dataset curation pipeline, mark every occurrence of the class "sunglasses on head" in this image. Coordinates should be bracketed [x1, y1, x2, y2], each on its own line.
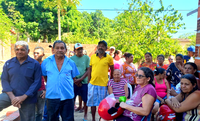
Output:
[135, 74, 146, 79]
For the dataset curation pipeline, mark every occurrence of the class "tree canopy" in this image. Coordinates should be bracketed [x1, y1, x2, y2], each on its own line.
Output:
[0, 0, 188, 62]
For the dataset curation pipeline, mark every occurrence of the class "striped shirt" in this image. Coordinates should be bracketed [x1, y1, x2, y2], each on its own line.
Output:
[108, 78, 127, 99]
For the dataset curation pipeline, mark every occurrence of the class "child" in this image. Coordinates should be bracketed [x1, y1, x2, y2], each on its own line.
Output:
[108, 69, 128, 101]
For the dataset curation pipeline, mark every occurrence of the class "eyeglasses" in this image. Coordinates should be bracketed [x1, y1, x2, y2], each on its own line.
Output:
[168, 59, 173, 60]
[135, 74, 146, 79]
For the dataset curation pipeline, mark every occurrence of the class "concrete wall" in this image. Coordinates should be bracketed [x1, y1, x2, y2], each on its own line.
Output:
[11, 43, 97, 59]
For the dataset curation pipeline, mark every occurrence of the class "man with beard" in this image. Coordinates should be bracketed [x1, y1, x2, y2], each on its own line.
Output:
[87, 40, 114, 121]
[41, 40, 79, 121]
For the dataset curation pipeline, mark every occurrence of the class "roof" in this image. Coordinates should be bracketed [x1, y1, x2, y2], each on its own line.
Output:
[172, 38, 191, 42]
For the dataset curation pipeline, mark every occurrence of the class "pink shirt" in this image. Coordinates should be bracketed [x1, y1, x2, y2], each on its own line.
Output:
[38, 76, 45, 91]
[155, 78, 167, 98]
[108, 78, 127, 99]
[123, 84, 157, 121]
[38, 64, 45, 91]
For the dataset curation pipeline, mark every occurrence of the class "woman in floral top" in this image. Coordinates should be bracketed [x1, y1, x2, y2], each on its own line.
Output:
[138, 52, 157, 71]
[166, 54, 184, 89]
[120, 53, 137, 90]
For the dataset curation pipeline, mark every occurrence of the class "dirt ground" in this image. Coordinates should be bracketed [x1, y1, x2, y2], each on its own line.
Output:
[0, 60, 101, 121]
[0, 85, 100, 121]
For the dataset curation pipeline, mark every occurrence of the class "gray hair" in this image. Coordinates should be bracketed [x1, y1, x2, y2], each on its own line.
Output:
[14, 41, 29, 52]
[53, 40, 66, 49]
[34, 46, 44, 53]
[114, 69, 121, 73]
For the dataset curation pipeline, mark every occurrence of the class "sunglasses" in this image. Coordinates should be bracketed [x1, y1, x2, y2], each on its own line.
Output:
[168, 59, 173, 60]
[135, 74, 146, 79]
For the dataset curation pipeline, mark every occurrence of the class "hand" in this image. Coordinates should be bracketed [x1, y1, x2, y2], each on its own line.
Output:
[40, 90, 46, 99]
[161, 99, 165, 105]
[75, 81, 82, 87]
[10, 96, 21, 108]
[74, 78, 82, 83]
[176, 64, 184, 72]
[116, 99, 119, 103]
[12, 95, 27, 107]
[168, 87, 177, 96]
[171, 97, 181, 108]
[119, 102, 128, 109]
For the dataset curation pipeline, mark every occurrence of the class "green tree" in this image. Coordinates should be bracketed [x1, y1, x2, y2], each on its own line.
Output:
[179, 33, 196, 46]
[0, 7, 14, 42]
[37, 0, 80, 40]
[109, 0, 185, 63]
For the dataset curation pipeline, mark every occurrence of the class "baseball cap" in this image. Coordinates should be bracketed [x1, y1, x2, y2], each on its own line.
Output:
[98, 40, 107, 47]
[74, 43, 83, 49]
[187, 46, 195, 52]
[110, 46, 115, 50]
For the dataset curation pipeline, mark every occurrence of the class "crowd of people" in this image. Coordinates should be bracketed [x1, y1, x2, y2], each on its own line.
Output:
[0, 40, 199, 121]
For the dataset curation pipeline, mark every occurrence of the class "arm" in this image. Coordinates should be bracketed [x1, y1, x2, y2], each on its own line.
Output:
[120, 94, 155, 116]
[74, 67, 90, 83]
[80, 67, 89, 80]
[197, 78, 200, 90]
[1, 62, 13, 94]
[165, 79, 170, 98]
[13, 63, 42, 106]
[87, 66, 91, 83]
[24, 63, 41, 97]
[110, 65, 114, 79]
[165, 92, 200, 113]
[120, 65, 125, 78]
[124, 84, 128, 98]
[108, 86, 113, 94]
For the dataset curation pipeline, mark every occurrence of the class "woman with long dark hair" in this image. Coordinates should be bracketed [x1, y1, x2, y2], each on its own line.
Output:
[138, 52, 157, 71]
[120, 53, 136, 89]
[166, 54, 184, 89]
[165, 74, 200, 120]
[116, 67, 157, 121]
[168, 62, 200, 97]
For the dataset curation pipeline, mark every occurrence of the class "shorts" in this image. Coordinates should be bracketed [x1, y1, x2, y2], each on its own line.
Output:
[87, 83, 108, 106]
[74, 84, 88, 103]
[155, 96, 167, 104]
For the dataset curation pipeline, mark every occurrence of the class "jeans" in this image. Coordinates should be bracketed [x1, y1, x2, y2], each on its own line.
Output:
[35, 90, 45, 121]
[46, 98, 74, 121]
[0, 93, 35, 121]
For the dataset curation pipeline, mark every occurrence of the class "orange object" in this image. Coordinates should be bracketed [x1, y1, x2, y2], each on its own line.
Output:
[6, 111, 15, 116]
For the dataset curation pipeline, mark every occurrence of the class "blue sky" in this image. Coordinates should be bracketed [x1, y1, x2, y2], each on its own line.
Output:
[77, 0, 198, 38]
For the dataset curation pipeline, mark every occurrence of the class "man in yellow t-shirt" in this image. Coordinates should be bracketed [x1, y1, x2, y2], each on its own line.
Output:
[87, 40, 114, 121]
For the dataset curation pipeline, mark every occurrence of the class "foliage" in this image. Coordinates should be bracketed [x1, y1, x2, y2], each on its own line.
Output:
[179, 33, 196, 46]
[0, 7, 14, 42]
[37, 0, 81, 39]
[0, 0, 186, 62]
[107, 0, 185, 63]
[0, 0, 17, 43]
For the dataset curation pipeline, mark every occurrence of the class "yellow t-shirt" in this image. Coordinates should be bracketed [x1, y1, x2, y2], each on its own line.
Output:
[90, 53, 114, 86]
